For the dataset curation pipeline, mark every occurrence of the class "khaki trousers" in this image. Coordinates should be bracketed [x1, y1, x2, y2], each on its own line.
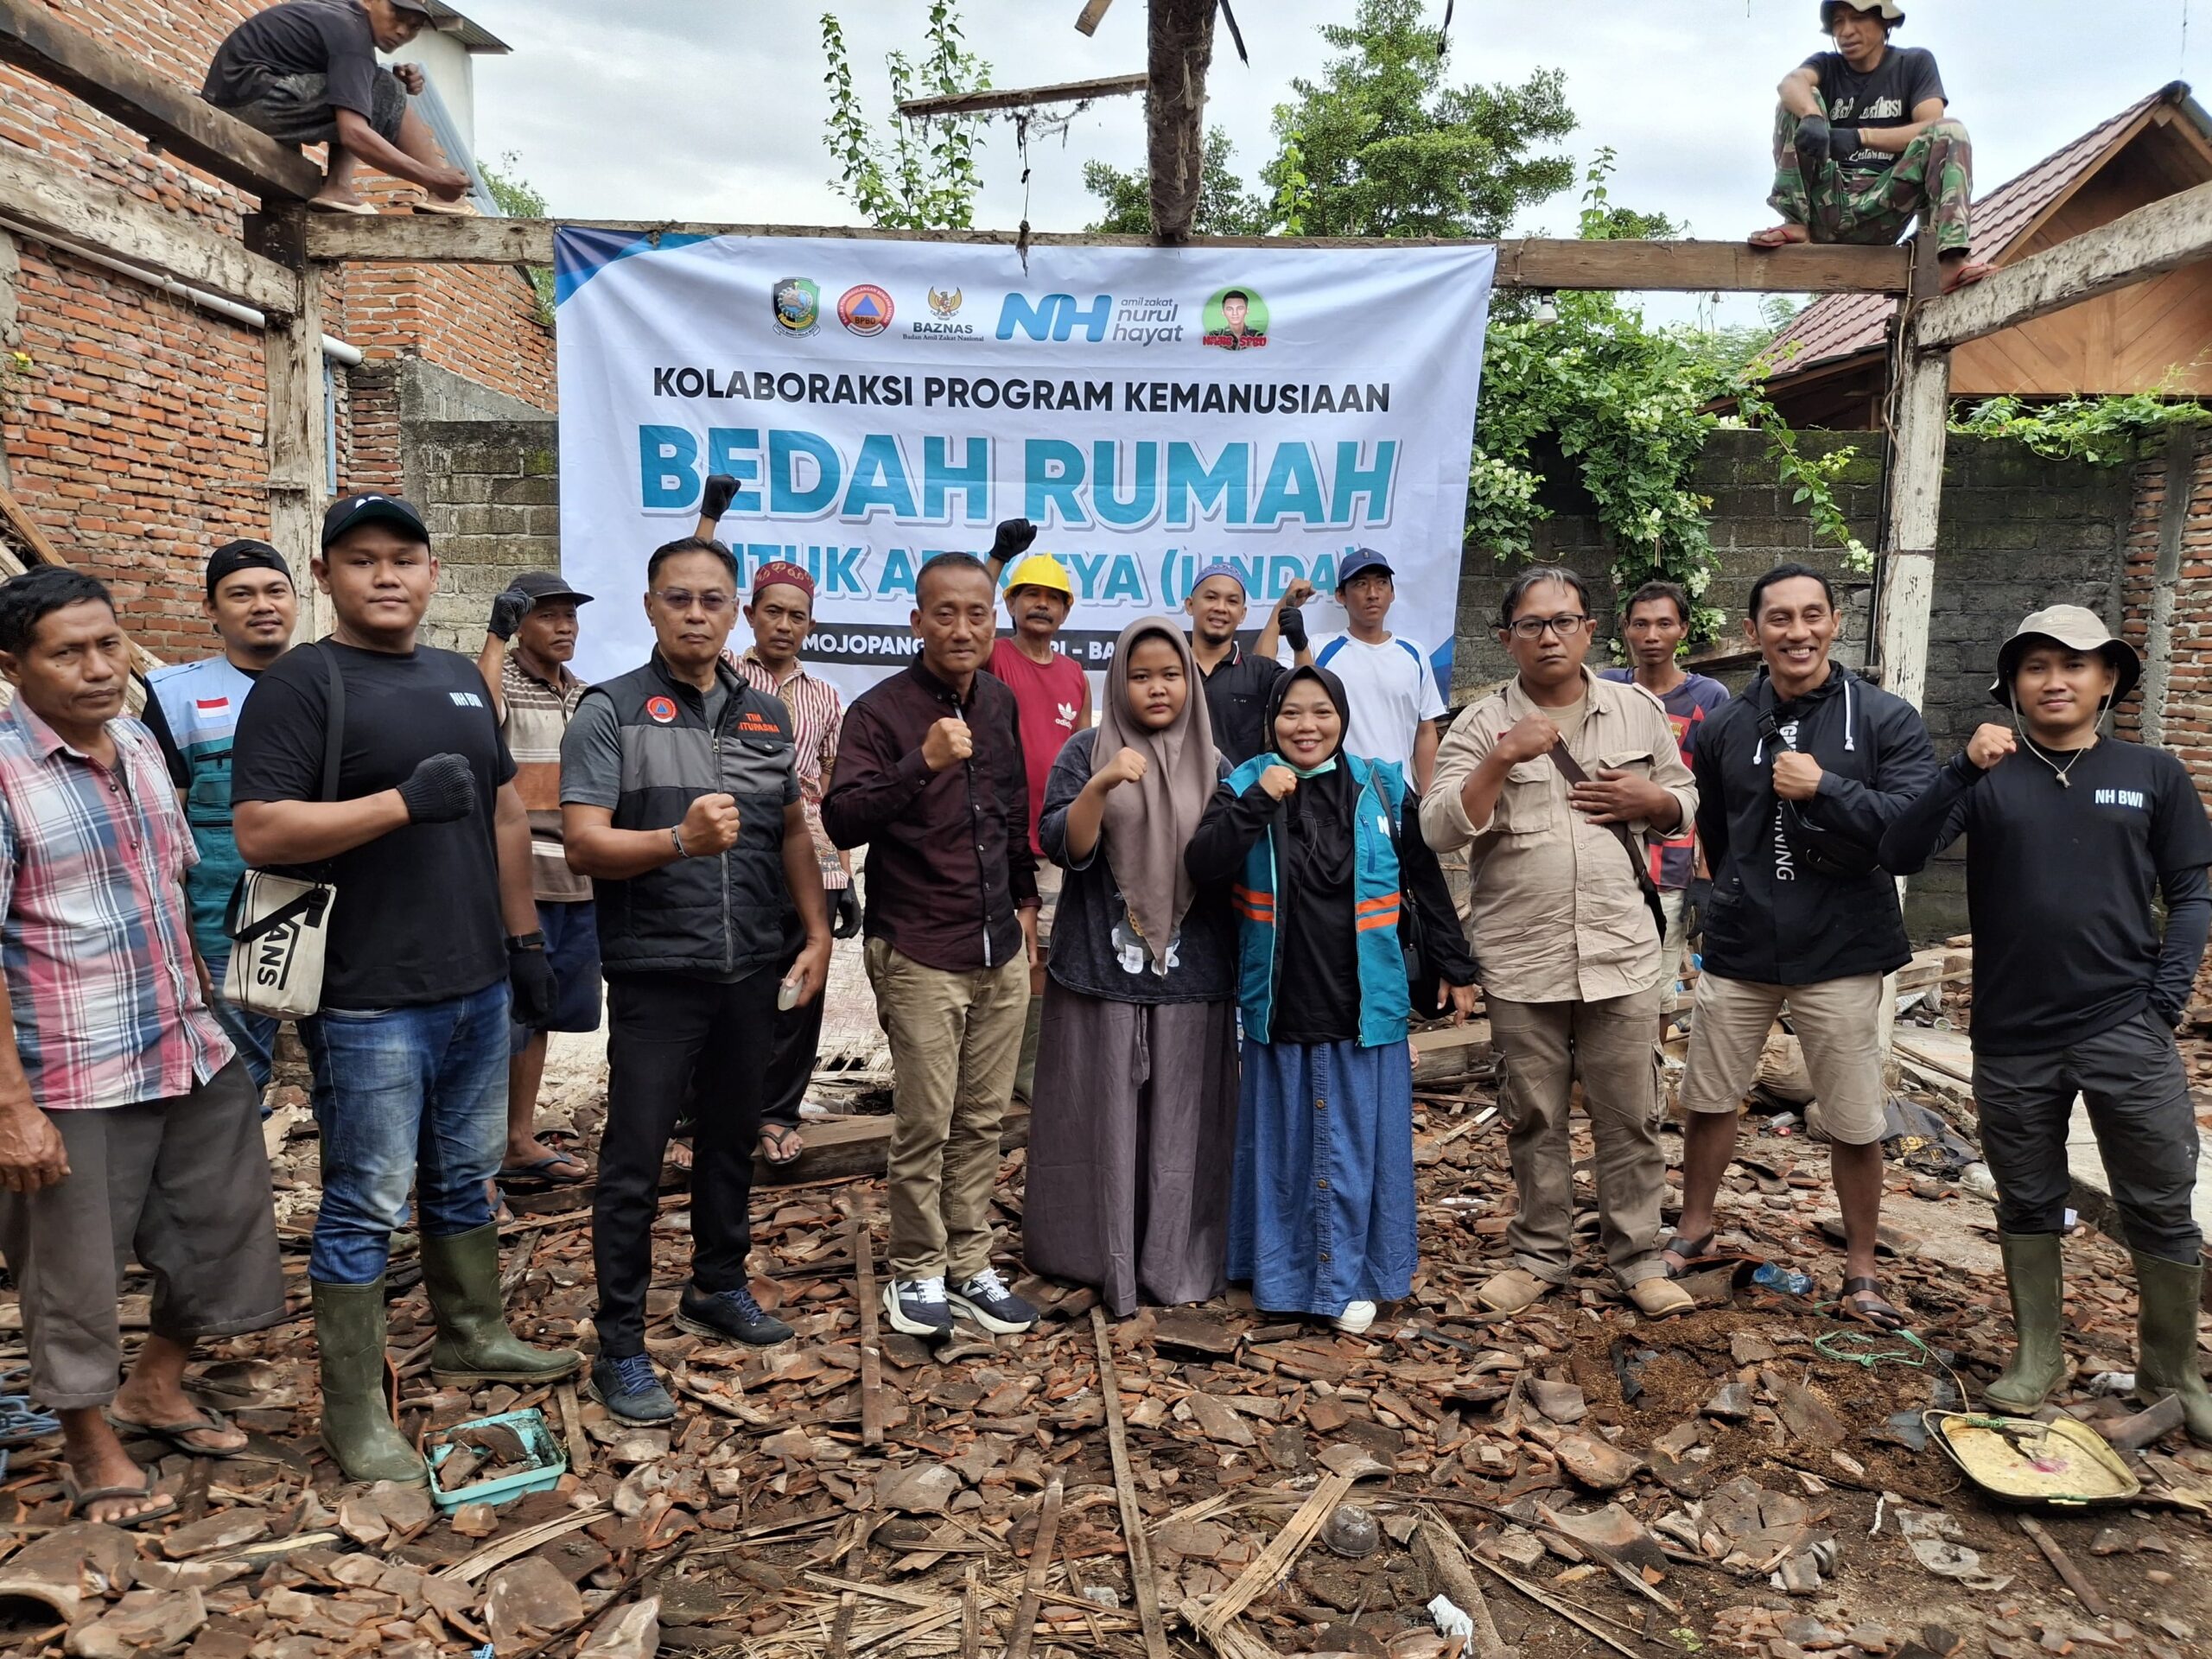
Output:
[1488, 986, 1668, 1287]
[1677, 970, 1887, 1146]
[866, 940, 1029, 1281]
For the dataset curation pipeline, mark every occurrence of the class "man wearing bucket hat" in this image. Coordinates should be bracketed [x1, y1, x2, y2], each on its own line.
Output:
[1883, 607, 2212, 1441]
[1751, 2, 1993, 293]
[982, 522, 1092, 1106]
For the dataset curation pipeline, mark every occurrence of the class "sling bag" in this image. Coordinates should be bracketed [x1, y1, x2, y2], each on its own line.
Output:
[1545, 739, 1669, 945]
[221, 645, 343, 1018]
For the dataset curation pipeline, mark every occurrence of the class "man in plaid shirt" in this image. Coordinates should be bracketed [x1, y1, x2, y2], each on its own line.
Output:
[730, 561, 863, 1166]
[0, 568, 284, 1526]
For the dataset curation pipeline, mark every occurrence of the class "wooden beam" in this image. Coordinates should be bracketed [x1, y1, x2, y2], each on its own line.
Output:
[0, 143, 296, 313]
[301, 216, 1916, 293]
[898, 72, 1147, 118]
[1075, 0, 1116, 35]
[0, 0, 322, 202]
[1145, 0, 1215, 242]
[1875, 341, 1949, 713]
[1916, 176, 2212, 349]
[263, 238, 329, 637]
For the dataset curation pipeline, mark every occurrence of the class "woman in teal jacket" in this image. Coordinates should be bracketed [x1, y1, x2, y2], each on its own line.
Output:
[1185, 664, 1475, 1333]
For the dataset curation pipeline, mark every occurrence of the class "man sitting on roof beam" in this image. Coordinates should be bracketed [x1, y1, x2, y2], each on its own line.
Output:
[201, 0, 472, 217]
[1752, 0, 1992, 292]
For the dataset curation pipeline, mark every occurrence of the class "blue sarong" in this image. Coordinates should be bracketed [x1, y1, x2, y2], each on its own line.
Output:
[1226, 1036, 1415, 1317]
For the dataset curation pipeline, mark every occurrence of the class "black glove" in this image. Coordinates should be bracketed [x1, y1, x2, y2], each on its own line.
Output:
[487, 584, 530, 642]
[1795, 113, 1832, 164]
[991, 518, 1039, 564]
[508, 938, 558, 1027]
[1829, 125, 1862, 162]
[833, 884, 863, 939]
[1278, 603, 1308, 653]
[1685, 874, 1713, 941]
[702, 473, 740, 524]
[397, 753, 477, 824]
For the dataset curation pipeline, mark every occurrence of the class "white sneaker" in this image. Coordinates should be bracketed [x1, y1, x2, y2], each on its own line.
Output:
[1332, 1300, 1377, 1335]
[882, 1274, 953, 1338]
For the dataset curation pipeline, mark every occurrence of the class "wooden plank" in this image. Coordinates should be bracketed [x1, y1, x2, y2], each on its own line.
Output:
[1873, 343, 1951, 714]
[262, 238, 329, 638]
[1918, 176, 2212, 348]
[899, 72, 1147, 118]
[752, 1103, 1028, 1187]
[0, 0, 321, 202]
[0, 143, 296, 313]
[1004, 1479, 1064, 1659]
[1090, 1306, 1171, 1659]
[1194, 1471, 1355, 1638]
[1146, 0, 1214, 242]
[1412, 1517, 1517, 1659]
[300, 216, 1916, 293]
[2018, 1515, 2109, 1618]
[849, 1217, 887, 1449]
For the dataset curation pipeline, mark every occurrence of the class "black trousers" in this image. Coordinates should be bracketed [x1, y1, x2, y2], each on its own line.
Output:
[1974, 1007, 2202, 1265]
[759, 943, 828, 1132]
[594, 968, 774, 1356]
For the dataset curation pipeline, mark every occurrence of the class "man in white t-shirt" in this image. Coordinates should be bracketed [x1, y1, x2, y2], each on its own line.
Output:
[1302, 549, 1447, 791]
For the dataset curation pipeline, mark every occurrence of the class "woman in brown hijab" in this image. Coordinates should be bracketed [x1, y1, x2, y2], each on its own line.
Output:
[1024, 618, 1239, 1316]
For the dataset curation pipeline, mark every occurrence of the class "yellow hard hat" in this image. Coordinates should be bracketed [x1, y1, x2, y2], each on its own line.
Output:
[1004, 553, 1074, 603]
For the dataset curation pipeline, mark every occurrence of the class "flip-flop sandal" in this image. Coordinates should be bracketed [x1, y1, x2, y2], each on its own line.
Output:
[307, 197, 378, 217]
[409, 197, 474, 216]
[105, 1404, 250, 1460]
[759, 1123, 804, 1166]
[498, 1152, 590, 1186]
[1661, 1231, 1717, 1280]
[1837, 1276, 1910, 1332]
[60, 1467, 175, 1529]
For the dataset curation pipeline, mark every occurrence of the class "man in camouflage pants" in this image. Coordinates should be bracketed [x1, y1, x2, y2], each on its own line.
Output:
[1753, 1, 1991, 291]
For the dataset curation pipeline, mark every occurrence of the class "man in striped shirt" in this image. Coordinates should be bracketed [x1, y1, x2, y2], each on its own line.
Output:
[0, 568, 284, 1525]
[730, 561, 862, 1166]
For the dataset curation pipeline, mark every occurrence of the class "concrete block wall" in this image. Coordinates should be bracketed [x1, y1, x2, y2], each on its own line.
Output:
[404, 416, 561, 652]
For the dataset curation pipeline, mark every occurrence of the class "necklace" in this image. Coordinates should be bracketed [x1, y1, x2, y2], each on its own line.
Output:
[2018, 731, 2095, 788]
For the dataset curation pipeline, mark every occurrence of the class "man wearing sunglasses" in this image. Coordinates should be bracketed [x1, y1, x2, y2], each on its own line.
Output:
[560, 537, 833, 1421]
[1422, 566, 1698, 1320]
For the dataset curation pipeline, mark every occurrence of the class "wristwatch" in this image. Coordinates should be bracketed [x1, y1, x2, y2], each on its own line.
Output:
[505, 931, 546, 951]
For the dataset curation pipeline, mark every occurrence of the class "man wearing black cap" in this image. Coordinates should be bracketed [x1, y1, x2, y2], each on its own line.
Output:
[143, 540, 299, 1093]
[232, 493, 577, 1484]
[476, 571, 599, 1187]
[1883, 606, 2212, 1442]
[1300, 550, 1446, 793]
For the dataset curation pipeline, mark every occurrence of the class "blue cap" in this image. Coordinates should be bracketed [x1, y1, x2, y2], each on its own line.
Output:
[1189, 561, 1247, 595]
[1335, 548, 1394, 590]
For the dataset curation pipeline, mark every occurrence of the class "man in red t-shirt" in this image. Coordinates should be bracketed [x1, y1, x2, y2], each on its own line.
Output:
[982, 520, 1091, 1103]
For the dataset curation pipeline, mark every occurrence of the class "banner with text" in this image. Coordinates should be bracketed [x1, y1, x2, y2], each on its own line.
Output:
[554, 231, 1495, 697]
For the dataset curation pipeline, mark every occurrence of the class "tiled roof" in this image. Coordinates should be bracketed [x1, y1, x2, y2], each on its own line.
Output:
[1763, 82, 2196, 379]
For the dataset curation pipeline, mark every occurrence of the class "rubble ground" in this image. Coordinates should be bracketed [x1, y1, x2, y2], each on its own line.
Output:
[1, 1020, 2209, 1659]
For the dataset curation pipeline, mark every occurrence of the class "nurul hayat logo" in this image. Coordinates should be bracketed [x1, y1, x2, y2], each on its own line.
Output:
[772, 277, 820, 337]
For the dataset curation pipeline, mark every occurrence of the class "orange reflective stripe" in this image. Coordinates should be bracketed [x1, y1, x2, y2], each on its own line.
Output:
[1354, 891, 1402, 914]
[1355, 909, 1402, 932]
[1232, 886, 1276, 914]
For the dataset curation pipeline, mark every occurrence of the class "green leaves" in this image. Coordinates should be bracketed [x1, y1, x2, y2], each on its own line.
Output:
[1950, 391, 2208, 467]
[820, 1, 990, 232]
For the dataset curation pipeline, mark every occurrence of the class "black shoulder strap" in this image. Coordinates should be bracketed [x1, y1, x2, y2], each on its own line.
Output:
[1546, 738, 1667, 943]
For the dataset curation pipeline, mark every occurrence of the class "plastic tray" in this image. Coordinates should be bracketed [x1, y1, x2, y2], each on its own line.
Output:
[1927, 1411, 2141, 1507]
[424, 1407, 568, 1513]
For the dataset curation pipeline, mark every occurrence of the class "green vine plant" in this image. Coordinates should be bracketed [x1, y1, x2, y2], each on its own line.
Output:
[0, 348, 29, 420]
[1949, 387, 2209, 467]
[822, 1, 989, 231]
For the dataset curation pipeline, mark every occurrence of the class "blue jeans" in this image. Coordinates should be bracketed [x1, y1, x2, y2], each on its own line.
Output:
[303, 982, 511, 1285]
[202, 941, 279, 1096]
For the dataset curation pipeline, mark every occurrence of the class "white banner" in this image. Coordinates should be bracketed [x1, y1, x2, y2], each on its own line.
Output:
[554, 232, 1495, 698]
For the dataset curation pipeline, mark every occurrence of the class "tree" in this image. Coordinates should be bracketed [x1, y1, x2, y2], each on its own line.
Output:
[821, 0, 990, 231]
[1263, 0, 1577, 238]
[1082, 126, 1269, 236]
[480, 151, 553, 327]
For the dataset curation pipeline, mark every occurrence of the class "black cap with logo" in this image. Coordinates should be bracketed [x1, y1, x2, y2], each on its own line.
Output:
[321, 493, 431, 550]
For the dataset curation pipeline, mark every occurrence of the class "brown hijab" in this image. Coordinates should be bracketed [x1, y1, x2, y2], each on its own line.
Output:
[1093, 617, 1219, 974]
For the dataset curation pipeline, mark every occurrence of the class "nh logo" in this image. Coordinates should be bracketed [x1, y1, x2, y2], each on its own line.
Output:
[996, 293, 1112, 341]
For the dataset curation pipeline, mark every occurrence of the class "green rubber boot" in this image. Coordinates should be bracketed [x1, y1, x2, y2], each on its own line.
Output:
[1984, 1233, 2069, 1414]
[2133, 1250, 2212, 1447]
[311, 1280, 428, 1485]
[423, 1223, 581, 1386]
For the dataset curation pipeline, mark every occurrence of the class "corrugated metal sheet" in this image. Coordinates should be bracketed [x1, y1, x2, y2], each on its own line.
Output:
[1764, 82, 2194, 379]
[423, 2, 511, 54]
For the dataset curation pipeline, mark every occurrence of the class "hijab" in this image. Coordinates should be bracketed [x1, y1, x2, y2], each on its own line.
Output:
[1265, 664, 1357, 891]
[1093, 618, 1220, 973]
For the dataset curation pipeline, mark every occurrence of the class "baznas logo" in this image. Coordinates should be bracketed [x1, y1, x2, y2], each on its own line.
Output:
[772, 278, 820, 336]
[1202, 285, 1270, 351]
[838, 283, 895, 336]
[928, 286, 963, 319]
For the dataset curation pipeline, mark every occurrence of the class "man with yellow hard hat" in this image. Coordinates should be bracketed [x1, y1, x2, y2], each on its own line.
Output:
[984, 520, 1092, 1105]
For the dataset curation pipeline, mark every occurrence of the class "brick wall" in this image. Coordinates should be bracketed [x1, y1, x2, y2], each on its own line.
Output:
[2120, 426, 2212, 788]
[1452, 429, 2135, 939]
[0, 0, 552, 654]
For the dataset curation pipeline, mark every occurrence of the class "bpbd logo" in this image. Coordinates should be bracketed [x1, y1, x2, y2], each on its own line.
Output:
[996, 292, 1113, 342]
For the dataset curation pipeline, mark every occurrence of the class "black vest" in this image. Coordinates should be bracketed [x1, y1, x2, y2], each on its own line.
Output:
[587, 656, 798, 977]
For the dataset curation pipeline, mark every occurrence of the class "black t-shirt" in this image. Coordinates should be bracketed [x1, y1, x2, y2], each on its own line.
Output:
[1882, 740, 2212, 1055]
[232, 640, 518, 1008]
[1802, 45, 1946, 175]
[204, 0, 381, 117]
[1198, 641, 1287, 766]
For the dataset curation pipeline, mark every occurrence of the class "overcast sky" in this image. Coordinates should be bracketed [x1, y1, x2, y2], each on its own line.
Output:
[453, 0, 2201, 326]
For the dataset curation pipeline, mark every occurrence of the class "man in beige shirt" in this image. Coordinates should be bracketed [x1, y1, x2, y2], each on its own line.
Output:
[1422, 567, 1697, 1319]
